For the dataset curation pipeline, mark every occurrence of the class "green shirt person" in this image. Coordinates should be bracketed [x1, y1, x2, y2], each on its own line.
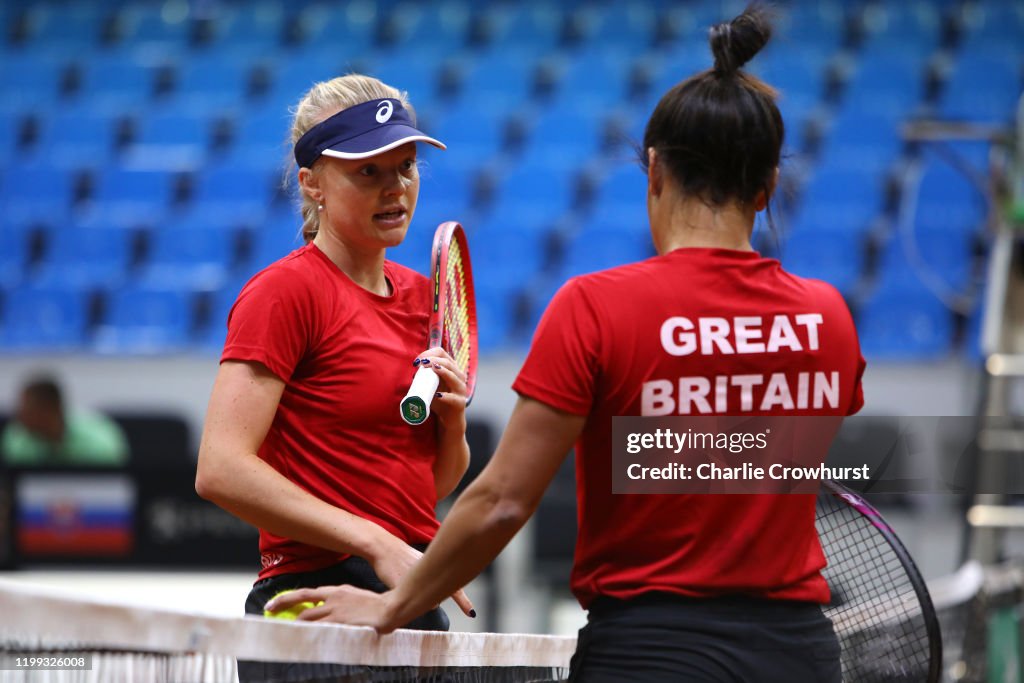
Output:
[2, 376, 128, 467]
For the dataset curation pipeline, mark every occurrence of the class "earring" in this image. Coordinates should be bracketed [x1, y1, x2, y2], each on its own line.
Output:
[317, 204, 324, 212]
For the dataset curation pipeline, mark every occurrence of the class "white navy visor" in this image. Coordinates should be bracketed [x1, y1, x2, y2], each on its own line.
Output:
[293, 98, 446, 167]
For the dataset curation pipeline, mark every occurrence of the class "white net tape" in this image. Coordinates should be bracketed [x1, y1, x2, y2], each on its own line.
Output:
[0, 579, 575, 683]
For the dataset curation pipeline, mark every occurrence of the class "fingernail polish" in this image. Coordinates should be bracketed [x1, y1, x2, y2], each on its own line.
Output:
[433, 363, 441, 369]
[435, 392, 443, 398]
[469, 609, 477, 618]
[413, 358, 421, 365]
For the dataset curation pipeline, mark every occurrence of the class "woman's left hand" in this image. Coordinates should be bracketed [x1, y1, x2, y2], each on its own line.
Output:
[414, 348, 468, 431]
[264, 585, 402, 633]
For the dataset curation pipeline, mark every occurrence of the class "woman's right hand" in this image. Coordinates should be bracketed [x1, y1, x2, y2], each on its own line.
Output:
[367, 528, 476, 618]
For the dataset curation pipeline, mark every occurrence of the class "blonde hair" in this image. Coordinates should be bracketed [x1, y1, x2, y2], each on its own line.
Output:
[289, 74, 416, 243]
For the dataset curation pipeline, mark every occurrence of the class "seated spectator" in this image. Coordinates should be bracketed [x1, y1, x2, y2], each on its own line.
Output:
[2, 375, 128, 467]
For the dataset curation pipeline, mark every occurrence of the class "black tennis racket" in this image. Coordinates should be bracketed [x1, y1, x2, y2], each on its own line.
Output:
[817, 480, 943, 682]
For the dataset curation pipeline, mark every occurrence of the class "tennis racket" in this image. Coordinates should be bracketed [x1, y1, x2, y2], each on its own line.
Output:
[400, 221, 478, 426]
[817, 480, 943, 683]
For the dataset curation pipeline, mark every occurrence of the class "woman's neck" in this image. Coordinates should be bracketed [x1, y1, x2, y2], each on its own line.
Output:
[652, 194, 756, 255]
[313, 231, 391, 296]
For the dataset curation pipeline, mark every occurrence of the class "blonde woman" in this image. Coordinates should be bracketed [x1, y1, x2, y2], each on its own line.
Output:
[195, 75, 474, 654]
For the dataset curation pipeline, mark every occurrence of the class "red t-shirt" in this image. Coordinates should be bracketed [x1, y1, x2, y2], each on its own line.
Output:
[222, 243, 440, 579]
[513, 247, 866, 609]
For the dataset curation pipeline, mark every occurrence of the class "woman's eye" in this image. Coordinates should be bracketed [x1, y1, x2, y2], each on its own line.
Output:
[359, 165, 377, 177]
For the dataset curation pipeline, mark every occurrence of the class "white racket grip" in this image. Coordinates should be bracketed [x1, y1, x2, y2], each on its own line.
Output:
[400, 366, 441, 425]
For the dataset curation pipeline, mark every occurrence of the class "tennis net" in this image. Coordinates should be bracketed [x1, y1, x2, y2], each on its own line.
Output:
[0, 579, 574, 682]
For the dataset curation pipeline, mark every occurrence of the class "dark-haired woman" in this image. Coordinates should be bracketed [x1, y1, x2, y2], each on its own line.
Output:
[267, 5, 864, 681]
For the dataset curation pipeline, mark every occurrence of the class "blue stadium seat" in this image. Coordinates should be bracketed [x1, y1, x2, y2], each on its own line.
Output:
[817, 112, 904, 174]
[858, 287, 954, 360]
[780, 230, 863, 295]
[490, 159, 578, 220]
[200, 1, 287, 57]
[263, 53, 350, 116]
[591, 163, 649, 216]
[578, 3, 656, 48]
[914, 158, 988, 236]
[19, 3, 106, 51]
[877, 229, 974, 293]
[520, 99, 605, 161]
[940, 51, 1023, 123]
[842, 52, 928, 121]
[646, 49, 713, 104]
[480, 4, 562, 50]
[858, 2, 941, 60]
[32, 224, 134, 289]
[199, 275, 250, 351]
[36, 105, 121, 167]
[95, 285, 195, 353]
[78, 54, 158, 112]
[755, 47, 830, 103]
[0, 284, 89, 350]
[248, 208, 304, 271]
[961, 1, 1024, 53]
[0, 219, 30, 287]
[188, 164, 279, 222]
[171, 54, 255, 112]
[428, 98, 506, 159]
[474, 278, 516, 353]
[0, 52, 65, 109]
[383, 2, 472, 50]
[458, 50, 538, 109]
[141, 224, 234, 290]
[291, 3, 376, 54]
[365, 48, 445, 106]
[115, 4, 192, 49]
[773, 2, 845, 50]
[126, 110, 211, 168]
[417, 157, 474, 213]
[471, 216, 546, 286]
[0, 162, 77, 222]
[791, 167, 885, 236]
[88, 167, 176, 223]
[0, 110, 24, 163]
[549, 46, 636, 107]
[558, 215, 654, 280]
[220, 105, 292, 171]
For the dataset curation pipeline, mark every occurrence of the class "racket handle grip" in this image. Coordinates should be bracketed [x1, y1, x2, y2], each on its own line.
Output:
[400, 366, 440, 425]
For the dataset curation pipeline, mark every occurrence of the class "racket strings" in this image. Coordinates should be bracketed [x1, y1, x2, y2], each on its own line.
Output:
[817, 494, 933, 681]
[443, 240, 472, 374]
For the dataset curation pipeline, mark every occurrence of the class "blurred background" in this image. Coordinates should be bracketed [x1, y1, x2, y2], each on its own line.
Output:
[0, 0, 1021, 678]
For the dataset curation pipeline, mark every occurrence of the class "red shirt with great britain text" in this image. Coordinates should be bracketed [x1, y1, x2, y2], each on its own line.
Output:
[513, 247, 866, 609]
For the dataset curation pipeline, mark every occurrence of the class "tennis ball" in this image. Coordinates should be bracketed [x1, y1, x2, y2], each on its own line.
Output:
[263, 590, 324, 620]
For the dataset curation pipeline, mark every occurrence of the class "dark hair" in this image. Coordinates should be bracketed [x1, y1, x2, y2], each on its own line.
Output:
[22, 375, 63, 411]
[641, 3, 783, 208]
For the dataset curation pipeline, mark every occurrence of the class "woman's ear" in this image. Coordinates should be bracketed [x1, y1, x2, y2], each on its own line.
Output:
[647, 148, 663, 198]
[753, 167, 780, 212]
[298, 167, 322, 203]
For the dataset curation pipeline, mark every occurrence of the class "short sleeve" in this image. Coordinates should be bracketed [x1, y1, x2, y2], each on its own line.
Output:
[513, 278, 601, 416]
[221, 268, 316, 382]
[847, 354, 866, 416]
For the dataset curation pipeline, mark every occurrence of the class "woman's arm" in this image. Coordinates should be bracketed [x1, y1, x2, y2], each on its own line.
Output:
[266, 396, 585, 630]
[195, 359, 473, 615]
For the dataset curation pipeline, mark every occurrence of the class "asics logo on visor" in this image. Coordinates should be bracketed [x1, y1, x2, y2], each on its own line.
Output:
[376, 100, 394, 123]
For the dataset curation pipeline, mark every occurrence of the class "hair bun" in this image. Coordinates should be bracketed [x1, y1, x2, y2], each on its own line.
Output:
[709, 3, 773, 76]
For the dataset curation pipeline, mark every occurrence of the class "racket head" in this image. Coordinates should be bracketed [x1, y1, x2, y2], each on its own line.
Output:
[817, 480, 943, 683]
[433, 221, 478, 403]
